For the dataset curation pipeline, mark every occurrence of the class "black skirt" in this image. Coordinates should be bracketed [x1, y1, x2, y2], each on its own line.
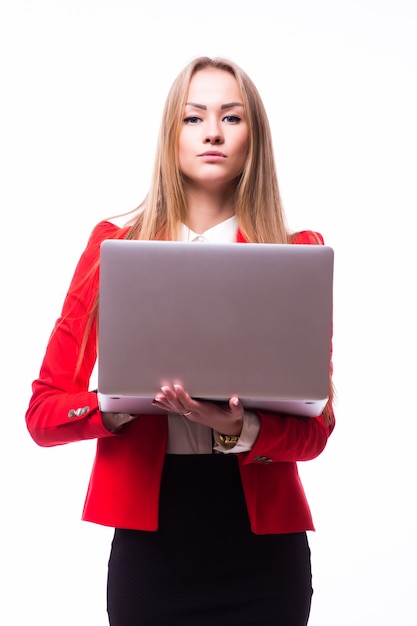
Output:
[107, 454, 312, 626]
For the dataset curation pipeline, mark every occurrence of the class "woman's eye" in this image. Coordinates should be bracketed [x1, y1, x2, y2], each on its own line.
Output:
[183, 116, 201, 124]
[223, 115, 241, 124]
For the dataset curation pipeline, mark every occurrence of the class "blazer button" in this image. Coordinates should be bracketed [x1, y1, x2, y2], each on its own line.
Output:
[72, 406, 90, 417]
[253, 455, 272, 464]
[68, 407, 89, 419]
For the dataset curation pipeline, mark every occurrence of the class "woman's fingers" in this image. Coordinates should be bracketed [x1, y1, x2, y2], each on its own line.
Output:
[153, 385, 243, 430]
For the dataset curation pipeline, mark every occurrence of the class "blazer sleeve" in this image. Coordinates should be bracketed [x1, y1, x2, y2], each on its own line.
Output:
[25, 221, 123, 447]
[240, 229, 335, 464]
[239, 411, 334, 465]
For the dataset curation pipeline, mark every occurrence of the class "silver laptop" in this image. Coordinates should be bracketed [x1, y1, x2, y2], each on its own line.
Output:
[97, 239, 334, 417]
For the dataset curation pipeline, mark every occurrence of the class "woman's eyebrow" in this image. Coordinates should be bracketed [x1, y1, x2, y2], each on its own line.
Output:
[185, 102, 244, 110]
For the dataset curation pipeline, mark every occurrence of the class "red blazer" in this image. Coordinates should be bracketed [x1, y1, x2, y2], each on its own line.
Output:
[26, 221, 334, 534]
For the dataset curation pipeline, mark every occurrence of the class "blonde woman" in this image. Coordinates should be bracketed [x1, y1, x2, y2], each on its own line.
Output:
[26, 57, 335, 626]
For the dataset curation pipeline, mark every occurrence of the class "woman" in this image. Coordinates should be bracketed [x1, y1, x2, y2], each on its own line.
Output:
[26, 56, 335, 626]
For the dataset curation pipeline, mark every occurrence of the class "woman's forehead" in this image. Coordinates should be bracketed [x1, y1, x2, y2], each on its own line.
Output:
[186, 68, 242, 106]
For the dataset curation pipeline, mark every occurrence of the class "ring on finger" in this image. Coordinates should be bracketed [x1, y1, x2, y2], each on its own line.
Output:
[181, 410, 192, 417]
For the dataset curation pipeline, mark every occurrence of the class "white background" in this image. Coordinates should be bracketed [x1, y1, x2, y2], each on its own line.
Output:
[1, 0, 416, 624]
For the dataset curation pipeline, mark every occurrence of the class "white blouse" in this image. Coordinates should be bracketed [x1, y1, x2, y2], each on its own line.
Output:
[166, 216, 261, 454]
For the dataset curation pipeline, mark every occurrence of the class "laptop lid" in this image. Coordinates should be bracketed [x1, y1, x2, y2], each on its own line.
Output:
[97, 239, 334, 417]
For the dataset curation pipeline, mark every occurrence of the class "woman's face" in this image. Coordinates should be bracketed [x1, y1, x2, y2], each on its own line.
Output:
[178, 67, 249, 191]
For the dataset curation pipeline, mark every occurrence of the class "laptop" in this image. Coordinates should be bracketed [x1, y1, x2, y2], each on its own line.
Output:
[97, 239, 334, 417]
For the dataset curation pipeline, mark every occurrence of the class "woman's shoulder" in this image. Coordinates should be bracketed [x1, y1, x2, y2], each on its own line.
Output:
[69, 219, 132, 290]
[88, 218, 131, 244]
[291, 230, 325, 245]
[74, 219, 131, 270]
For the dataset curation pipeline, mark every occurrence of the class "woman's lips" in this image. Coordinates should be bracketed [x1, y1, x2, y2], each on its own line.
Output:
[197, 151, 226, 161]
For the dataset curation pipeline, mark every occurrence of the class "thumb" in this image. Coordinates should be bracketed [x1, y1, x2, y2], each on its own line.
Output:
[229, 396, 243, 416]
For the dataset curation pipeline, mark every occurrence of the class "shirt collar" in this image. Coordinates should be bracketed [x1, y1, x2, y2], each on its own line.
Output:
[180, 215, 238, 243]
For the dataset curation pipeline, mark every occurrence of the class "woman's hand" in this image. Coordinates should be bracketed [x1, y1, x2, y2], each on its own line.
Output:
[153, 383, 244, 436]
[101, 411, 138, 433]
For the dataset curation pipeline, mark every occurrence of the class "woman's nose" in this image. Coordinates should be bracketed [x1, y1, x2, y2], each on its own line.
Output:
[203, 121, 223, 144]
[204, 135, 222, 144]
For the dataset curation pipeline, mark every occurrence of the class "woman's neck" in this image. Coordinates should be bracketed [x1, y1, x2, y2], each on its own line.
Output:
[183, 186, 236, 234]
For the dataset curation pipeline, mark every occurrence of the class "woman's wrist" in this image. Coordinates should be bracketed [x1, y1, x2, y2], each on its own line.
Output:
[101, 412, 137, 433]
[217, 432, 240, 449]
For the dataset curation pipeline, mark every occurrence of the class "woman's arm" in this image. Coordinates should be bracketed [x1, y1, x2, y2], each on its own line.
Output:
[25, 221, 124, 447]
[239, 408, 334, 464]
